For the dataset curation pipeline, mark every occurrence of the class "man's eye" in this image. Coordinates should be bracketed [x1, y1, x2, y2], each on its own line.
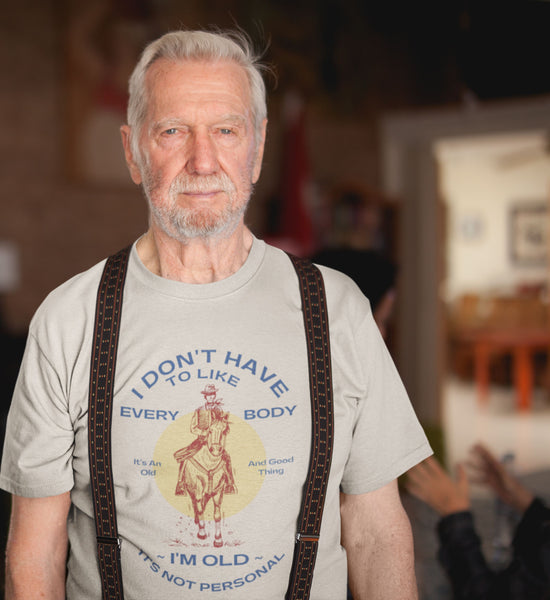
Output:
[164, 128, 178, 135]
[220, 128, 234, 135]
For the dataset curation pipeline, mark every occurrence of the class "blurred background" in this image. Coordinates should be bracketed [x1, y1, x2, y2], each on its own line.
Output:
[1, 0, 550, 597]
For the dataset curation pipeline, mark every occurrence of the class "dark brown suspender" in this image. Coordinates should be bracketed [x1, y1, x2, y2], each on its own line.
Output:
[88, 248, 334, 600]
[286, 254, 334, 600]
[88, 246, 131, 600]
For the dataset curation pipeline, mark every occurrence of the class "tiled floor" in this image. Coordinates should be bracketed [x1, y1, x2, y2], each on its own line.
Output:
[406, 377, 550, 599]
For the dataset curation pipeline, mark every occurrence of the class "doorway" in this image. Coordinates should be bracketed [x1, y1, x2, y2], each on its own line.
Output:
[436, 131, 550, 473]
[381, 95, 550, 432]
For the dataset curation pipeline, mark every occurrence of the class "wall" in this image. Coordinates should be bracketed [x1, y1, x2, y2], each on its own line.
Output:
[437, 133, 550, 301]
[0, 3, 148, 332]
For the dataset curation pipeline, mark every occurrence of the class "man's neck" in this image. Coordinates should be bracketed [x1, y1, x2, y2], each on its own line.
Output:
[136, 225, 254, 284]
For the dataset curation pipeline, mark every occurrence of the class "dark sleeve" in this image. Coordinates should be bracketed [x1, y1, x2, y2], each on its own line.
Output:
[510, 498, 550, 587]
[437, 511, 495, 600]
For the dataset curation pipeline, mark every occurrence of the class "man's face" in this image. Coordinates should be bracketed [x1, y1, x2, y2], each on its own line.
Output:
[204, 394, 218, 410]
[123, 58, 266, 241]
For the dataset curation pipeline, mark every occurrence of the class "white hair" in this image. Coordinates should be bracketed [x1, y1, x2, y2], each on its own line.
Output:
[127, 29, 268, 161]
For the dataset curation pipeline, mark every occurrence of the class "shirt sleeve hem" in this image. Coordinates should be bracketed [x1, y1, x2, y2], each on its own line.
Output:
[0, 475, 73, 498]
[340, 443, 433, 495]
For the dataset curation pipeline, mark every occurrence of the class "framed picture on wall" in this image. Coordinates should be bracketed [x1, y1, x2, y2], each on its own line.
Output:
[509, 202, 548, 265]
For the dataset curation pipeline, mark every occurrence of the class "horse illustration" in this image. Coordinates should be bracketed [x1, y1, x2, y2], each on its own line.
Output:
[174, 413, 236, 547]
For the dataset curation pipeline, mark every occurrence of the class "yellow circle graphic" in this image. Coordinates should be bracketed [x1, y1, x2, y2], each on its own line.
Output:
[154, 411, 266, 520]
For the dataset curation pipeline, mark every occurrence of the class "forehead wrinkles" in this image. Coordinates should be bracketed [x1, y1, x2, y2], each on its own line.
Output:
[144, 58, 253, 125]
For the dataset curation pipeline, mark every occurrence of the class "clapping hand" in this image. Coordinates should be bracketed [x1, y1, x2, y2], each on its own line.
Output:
[466, 444, 534, 513]
[406, 455, 471, 516]
[406, 444, 535, 516]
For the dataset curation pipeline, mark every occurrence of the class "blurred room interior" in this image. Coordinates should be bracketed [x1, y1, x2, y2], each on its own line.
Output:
[1, 1, 550, 597]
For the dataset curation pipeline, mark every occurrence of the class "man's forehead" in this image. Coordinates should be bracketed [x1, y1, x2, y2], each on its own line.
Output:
[146, 57, 249, 93]
[143, 57, 253, 120]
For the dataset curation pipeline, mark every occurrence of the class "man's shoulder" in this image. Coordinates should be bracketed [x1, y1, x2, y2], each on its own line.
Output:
[30, 256, 109, 331]
[263, 243, 364, 292]
[314, 262, 372, 317]
[262, 242, 372, 317]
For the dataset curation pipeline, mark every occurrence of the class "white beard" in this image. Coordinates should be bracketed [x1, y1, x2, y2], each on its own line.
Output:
[142, 169, 252, 242]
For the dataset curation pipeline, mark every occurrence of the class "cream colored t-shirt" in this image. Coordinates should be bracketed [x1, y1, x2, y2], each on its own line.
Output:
[0, 237, 431, 599]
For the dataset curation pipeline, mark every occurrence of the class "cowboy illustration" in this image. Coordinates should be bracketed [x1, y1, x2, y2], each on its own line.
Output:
[174, 385, 237, 496]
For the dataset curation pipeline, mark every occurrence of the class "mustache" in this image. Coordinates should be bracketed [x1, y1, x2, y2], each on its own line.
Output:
[169, 173, 236, 195]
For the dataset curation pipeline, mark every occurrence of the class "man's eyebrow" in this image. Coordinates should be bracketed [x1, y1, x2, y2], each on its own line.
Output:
[216, 114, 247, 124]
[210, 114, 249, 130]
[150, 114, 248, 134]
[150, 118, 186, 133]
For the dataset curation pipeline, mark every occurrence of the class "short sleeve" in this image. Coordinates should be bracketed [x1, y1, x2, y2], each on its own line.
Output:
[340, 313, 432, 494]
[0, 331, 75, 497]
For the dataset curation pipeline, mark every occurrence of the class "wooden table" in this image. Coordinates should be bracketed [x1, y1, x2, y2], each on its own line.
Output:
[456, 328, 550, 410]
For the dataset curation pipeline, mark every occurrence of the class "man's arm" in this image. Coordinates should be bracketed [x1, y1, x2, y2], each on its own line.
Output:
[5, 492, 71, 600]
[340, 479, 417, 600]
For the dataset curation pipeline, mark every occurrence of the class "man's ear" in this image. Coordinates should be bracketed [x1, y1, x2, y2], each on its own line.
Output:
[120, 125, 143, 185]
[251, 118, 268, 184]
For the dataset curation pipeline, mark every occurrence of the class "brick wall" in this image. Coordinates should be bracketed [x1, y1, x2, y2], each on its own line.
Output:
[0, 3, 146, 331]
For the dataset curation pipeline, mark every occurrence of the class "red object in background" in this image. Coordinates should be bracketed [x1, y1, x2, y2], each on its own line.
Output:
[266, 92, 316, 257]
[457, 327, 550, 411]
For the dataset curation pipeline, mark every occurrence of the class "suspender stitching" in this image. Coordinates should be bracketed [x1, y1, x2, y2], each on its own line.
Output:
[89, 246, 130, 600]
[286, 254, 334, 600]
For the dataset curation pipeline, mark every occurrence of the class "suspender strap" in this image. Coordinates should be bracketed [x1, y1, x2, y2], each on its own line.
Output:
[88, 246, 131, 600]
[286, 254, 334, 600]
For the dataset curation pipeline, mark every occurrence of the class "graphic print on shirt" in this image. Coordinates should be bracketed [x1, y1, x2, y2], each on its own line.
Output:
[154, 383, 265, 549]
[122, 347, 304, 593]
[174, 385, 236, 549]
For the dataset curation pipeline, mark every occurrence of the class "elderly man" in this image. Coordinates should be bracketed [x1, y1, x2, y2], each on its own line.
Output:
[1, 30, 431, 599]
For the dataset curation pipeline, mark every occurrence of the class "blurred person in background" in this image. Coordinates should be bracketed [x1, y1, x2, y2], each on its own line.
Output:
[406, 444, 550, 599]
[313, 186, 398, 339]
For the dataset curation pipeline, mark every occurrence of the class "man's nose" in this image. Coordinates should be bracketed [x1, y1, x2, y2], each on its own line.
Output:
[186, 130, 218, 174]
